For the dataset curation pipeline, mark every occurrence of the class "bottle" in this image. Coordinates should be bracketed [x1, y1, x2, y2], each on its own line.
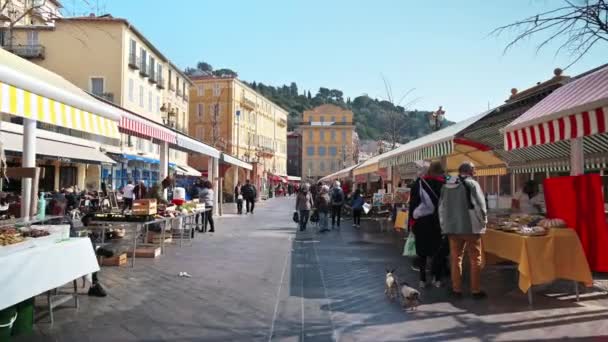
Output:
[37, 192, 46, 220]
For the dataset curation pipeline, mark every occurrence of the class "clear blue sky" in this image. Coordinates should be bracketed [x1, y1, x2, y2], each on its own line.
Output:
[85, 0, 606, 122]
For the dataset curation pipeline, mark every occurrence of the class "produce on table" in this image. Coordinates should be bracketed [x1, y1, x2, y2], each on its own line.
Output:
[21, 228, 50, 238]
[0, 227, 25, 246]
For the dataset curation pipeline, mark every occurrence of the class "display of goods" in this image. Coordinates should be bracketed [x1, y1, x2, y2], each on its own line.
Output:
[133, 199, 157, 215]
[0, 227, 24, 246]
[21, 228, 50, 238]
[539, 218, 568, 229]
[518, 226, 548, 236]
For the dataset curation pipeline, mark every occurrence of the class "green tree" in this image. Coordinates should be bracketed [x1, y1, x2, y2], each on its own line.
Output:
[197, 62, 213, 72]
[212, 68, 238, 77]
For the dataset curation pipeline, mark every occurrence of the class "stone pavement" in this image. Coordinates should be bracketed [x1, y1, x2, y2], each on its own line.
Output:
[18, 196, 608, 341]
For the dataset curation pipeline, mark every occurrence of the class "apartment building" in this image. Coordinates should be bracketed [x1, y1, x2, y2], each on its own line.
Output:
[189, 75, 288, 193]
[299, 104, 357, 180]
[7, 13, 192, 187]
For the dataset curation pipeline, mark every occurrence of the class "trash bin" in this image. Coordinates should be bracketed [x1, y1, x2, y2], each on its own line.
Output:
[0, 306, 17, 341]
[12, 298, 34, 336]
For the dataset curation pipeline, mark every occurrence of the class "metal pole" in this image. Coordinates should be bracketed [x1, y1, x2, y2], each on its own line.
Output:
[570, 138, 585, 176]
[22, 118, 36, 219]
[219, 177, 223, 217]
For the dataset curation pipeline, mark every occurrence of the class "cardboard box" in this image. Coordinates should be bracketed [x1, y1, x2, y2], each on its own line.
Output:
[99, 253, 128, 266]
[147, 232, 172, 244]
[127, 246, 161, 258]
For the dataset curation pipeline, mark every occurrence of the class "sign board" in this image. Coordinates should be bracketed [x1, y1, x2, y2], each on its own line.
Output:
[394, 187, 411, 204]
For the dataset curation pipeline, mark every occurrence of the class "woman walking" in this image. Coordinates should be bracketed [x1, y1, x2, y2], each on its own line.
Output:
[199, 180, 215, 233]
[315, 185, 331, 233]
[351, 189, 364, 228]
[295, 183, 314, 232]
[408, 161, 446, 288]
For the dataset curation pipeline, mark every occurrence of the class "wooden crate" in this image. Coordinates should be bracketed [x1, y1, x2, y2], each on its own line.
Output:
[127, 246, 161, 258]
[133, 199, 157, 215]
[147, 232, 172, 244]
[99, 253, 128, 266]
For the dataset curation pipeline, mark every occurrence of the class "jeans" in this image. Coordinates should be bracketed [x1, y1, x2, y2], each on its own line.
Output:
[123, 198, 133, 210]
[299, 210, 310, 231]
[196, 209, 215, 232]
[352, 208, 362, 225]
[319, 212, 329, 230]
[449, 234, 483, 293]
[331, 205, 342, 227]
[246, 198, 255, 213]
[236, 199, 243, 214]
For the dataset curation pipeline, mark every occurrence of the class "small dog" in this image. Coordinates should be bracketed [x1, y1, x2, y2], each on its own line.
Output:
[400, 283, 421, 311]
[385, 269, 398, 301]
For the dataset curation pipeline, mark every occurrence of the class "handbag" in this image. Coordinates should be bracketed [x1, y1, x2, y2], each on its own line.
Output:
[403, 233, 417, 257]
[413, 178, 438, 219]
[310, 210, 319, 223]
[292, 211, 299, 223]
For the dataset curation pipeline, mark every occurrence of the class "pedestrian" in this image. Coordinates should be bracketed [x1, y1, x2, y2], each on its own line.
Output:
[133, 180, 147, 200]
[330, 181, 345, 229]
[122, 180, 135, 211]
[315, 185, 331, 232]
[234, 181, 243, 214]
[408, 161, 446, 289]
[198, 180, 215, 233]
[241, 179, 257, 214]
[439, 161, 487, 299]
[288, 183, 294, 196]
[295, 183, 314, 231]
[351, 189, 364, 228]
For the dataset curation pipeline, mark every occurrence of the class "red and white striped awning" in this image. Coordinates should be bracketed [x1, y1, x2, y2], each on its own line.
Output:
[119, 114, 176, 144]
[505, 65, 608, 151]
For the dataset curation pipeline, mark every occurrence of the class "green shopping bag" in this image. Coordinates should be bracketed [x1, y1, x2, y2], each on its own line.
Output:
[403, 233, 416, 257]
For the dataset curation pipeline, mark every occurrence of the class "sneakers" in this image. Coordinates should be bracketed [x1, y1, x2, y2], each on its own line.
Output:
[88, 283, 107, 297]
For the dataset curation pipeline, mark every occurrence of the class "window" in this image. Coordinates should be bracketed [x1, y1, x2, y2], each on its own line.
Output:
[148, 91, 152, 112]
[129, 39, 136, 58]
[128, 79, 134, 102]
[342, 116, 347, 123]
[197, 103, 204, 118]
[149, 56, 155, 78]
[307, 161, 313, 175]
[27, 31, 38, 45]
[157, 64, 162, 82]
[196, 126, 204, 139]
[90, 77, 104, 96]
[306, 146, 314, 156]
[308, 130, 313, 141]
[320, 116, 324, 122]
[319, 146, 326, 156]
[320, 161, 325, 172]
[140, 48, 147, 71]
[168, 69, 173, 88]
[176, 76, 180, 94]
[331, 160, 336, 171]
[213, 84, 221, 97]
[183, 80, 187, 96]
[329, 147, 337, 156]
[342, 130, 346, 141]
[330, 116, 335, 122]
[331, 129, 336, 141]
[139, 85, 144, 107]
[156, 96, 160, 114]
[320, 130, 325, 141]
[197, 85, 204, 96]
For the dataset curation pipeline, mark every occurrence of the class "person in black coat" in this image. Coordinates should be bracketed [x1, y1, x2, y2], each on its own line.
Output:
[408, 161, 447, 288]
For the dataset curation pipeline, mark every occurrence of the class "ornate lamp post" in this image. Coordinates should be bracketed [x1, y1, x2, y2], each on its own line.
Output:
[428, 106, 445, 131]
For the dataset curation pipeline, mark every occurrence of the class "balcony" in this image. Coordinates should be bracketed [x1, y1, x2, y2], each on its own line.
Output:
[128, 53, 139, 69]
[139, 60, 149, 77]
[156, 75, 165, 89]
[148, 67, 157, 84]
[4, 44, 45, 59]
[93, 92, 115, 103]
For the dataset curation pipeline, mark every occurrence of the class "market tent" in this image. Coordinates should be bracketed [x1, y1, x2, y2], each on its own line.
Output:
[175, 164, 202, 177]
[504, 64, 608, 175]
[221, 153, 252, 170]
[378, 110, 505, 174]
[319, 163, 359, 182]
[287, 176, 301, 182]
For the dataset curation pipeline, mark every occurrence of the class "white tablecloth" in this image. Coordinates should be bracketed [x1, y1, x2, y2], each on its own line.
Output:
[0, 238, 100, 310]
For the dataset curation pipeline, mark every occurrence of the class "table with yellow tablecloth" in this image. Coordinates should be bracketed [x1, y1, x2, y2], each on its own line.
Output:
[482, 228, 593, 294]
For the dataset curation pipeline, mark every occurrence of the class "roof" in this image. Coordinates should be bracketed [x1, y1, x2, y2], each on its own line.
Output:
[56, 15, 192, 84]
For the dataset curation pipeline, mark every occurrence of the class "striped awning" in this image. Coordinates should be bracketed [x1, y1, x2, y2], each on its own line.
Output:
[505, 65, 608, 150]
[474, 167, 507, 176]
[0, 81, 120, 139]
[119, 114, 176, 144]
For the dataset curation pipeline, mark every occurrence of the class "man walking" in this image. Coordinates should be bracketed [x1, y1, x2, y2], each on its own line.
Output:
[330, 181, 345, 229]
[122, 180, 135, 211]
[439, 161, 487, 299]
[241, 179, 257, 214]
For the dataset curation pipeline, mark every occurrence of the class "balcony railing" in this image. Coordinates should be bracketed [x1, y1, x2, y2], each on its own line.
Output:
[139, 59, 149, 77]
[4, 44, 45, 59]
[93, 92, 115, 103]
[156, 75, 165, 89]
[148, 66, 157, 84]
[128, 53, 139, 69]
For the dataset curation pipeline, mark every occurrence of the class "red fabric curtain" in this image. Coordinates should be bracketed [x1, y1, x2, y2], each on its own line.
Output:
[544, 174, 608, 272]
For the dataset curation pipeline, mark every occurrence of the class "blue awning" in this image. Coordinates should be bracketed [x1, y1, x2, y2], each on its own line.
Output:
[119, 153, 175, 167]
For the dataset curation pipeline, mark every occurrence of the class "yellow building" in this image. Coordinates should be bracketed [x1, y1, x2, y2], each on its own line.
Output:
[7, 14, 192, 187]
[189, 75, 288, 193]
[299, 104, 357, 180]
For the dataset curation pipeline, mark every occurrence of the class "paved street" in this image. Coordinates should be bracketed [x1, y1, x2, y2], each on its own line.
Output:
[23, 197, 608, 342]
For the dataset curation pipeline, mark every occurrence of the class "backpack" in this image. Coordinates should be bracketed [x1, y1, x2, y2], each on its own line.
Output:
[331, 188, 344, 205]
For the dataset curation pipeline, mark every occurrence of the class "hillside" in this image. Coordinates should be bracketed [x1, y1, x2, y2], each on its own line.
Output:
[185, 62, 449, 143]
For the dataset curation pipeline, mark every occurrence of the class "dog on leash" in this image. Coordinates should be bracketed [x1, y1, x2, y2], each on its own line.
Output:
[384, 269, 398, 301]
[400, 283, 421, 311]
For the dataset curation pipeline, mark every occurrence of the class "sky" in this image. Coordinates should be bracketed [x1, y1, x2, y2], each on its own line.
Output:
[70, 0, 608, 122]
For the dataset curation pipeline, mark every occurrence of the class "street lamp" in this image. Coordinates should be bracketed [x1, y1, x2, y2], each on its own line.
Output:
[428, 106, 445, 131]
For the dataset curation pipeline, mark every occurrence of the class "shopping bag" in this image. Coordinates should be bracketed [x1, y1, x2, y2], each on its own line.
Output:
[310, 210, 319, 223]
[403, 233, 416, 257]
[362, 203, 371, 214]
[292, 211, 299, 223]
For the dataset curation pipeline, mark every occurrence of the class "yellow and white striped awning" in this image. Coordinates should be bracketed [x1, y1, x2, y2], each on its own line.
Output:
[0, 81, 120, 140]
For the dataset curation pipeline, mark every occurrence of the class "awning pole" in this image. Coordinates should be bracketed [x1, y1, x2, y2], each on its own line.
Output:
[570, 138, 585, 176]
[160, 141, 169, 200]
[21, 118, 36, 219]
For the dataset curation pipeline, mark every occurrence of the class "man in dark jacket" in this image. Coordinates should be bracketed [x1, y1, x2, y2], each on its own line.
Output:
[330, 181, 345, 229]
[241, 179, 257, 214]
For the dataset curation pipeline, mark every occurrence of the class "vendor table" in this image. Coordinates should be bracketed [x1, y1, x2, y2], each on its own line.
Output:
[482, 228, 593, 304]
[0, 238, 100, 311]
